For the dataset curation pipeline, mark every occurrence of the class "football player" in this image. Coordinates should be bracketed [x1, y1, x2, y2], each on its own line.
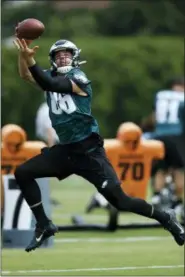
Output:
[178, 101, 185, 164]
[151, 78, 184, 217]
[13, 37, 184, 252]
[178, 101, 185, 223]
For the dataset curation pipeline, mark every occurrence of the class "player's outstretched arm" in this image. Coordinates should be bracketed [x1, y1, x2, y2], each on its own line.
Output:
[18, 52, 36, 84]
[28, 63, 87, 96]
[14, 24, 36, 84]
[14, 38, 87, 96]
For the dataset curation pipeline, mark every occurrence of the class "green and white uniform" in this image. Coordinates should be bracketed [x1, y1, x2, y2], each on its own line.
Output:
[45, 68, 99, 144]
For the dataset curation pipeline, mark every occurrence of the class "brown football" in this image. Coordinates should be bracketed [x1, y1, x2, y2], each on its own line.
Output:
[16, 18, 45, 40]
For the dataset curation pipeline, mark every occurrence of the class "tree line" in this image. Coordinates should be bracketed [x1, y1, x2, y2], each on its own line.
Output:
[2, 36, 183, 138]
[2, 1, 184, 39]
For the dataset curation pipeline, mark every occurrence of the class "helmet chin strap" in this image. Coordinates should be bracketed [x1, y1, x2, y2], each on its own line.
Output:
[57, 66, 73, 74]
[51, 60, 73, 74]
[52, 59, 87, 74]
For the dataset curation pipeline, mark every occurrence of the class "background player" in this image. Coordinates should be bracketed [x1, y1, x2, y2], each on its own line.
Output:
[151, 78, 184, 218]
[36, 101, 59, 146]
[13, 37, 184, 252]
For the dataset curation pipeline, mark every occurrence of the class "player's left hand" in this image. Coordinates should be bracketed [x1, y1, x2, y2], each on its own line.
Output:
[13, 38, 39, 61]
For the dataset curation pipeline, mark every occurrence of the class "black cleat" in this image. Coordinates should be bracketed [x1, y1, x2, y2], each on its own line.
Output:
[25, 220, 58, 252]
[163, 209, 184, 246]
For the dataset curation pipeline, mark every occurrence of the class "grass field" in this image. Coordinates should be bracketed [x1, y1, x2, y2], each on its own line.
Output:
[2, 176, 184, 276]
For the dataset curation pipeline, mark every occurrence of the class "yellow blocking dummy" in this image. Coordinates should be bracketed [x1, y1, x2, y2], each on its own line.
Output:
[104, 122, 164, 200]
[1, 124, 46, 175]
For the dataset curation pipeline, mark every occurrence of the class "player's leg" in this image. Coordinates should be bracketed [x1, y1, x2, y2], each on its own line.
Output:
[151, 160, 168, 207]
[74, 146, 184, 246]
[75, 147, 164, 219]
[14, 145, 72, 251]
[169, 135, 184, 221]
[156, 135, 184, 217]
[151, 135, 171, 207]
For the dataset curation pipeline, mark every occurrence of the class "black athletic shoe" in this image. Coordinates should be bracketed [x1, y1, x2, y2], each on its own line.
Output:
[163, 209, 184, 246]
[25, 220, 58, 252]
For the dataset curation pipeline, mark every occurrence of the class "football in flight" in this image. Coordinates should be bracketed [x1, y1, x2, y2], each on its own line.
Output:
[16, 18, 45, 40]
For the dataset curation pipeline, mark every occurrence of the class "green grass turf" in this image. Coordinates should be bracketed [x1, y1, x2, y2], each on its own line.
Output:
[2, 176, 184, 276]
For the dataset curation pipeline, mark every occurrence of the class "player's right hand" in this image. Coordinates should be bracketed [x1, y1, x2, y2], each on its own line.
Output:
[15, 23, 32, 46]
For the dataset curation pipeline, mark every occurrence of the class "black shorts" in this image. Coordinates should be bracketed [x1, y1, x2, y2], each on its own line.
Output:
[18, 133, 120, 192]
[151, 134, 184, 175]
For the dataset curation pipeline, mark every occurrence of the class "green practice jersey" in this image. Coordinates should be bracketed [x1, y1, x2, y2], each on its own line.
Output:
[45, 68, 99, 144]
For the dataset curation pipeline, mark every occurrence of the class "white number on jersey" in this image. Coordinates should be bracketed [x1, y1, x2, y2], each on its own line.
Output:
[155, 91, 184, 124]
[49, 92, 77, 115]
[155, 99, 180, 123]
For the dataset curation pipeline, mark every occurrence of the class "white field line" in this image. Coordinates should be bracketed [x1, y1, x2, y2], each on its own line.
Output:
[2, 265, 184, 274]
[52, 213, 156, 223]
[1, 236, 171, 256]
[54, 236, 171, 243]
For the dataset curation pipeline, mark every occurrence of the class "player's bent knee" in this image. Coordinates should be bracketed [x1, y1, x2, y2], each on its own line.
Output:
[14, 165, 23, 181]
[14, 164, 31, 183]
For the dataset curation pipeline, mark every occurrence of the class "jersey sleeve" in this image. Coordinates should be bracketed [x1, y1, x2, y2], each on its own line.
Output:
[178, 102, 185, 135]
[70, 71, 91, 93]
[178, 102, 184, 120]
